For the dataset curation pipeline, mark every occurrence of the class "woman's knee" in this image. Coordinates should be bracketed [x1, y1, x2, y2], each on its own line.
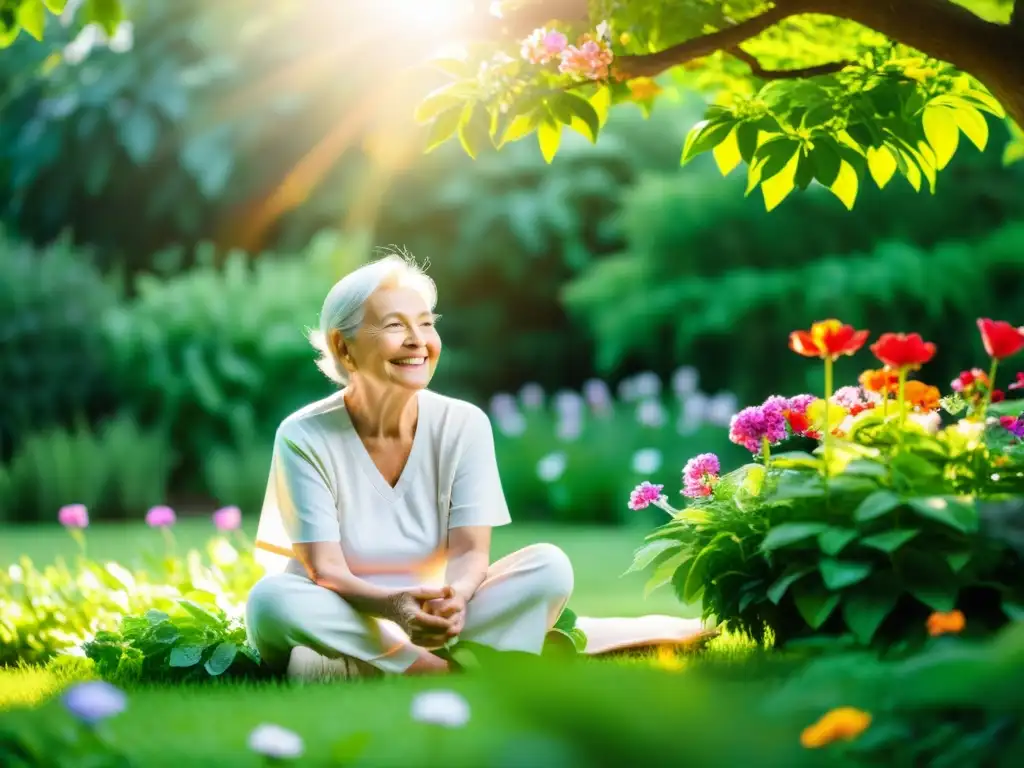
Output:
[245, 574, 299, 638]
[521, 543, 574, 602]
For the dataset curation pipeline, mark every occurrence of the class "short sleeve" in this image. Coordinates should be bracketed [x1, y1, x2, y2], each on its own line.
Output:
[271, 423, 341, 544]
[448, 407, 512, 529]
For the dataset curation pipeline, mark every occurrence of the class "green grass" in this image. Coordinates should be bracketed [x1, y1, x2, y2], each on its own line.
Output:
[0, 519, 694, 620]
[0, 522, 749, 766]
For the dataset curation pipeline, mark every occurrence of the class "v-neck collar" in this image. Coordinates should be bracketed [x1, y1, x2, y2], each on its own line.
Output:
[340, 390, 428, 503]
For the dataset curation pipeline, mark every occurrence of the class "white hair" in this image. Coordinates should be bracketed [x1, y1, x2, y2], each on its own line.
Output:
[309, 246, 437, 385]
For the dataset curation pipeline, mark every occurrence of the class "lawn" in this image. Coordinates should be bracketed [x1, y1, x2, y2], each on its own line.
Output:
[1, 521, 728, 766]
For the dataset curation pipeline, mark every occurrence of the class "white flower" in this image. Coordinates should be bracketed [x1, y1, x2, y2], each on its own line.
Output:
[536, 452, 567, 483]
[411, 690, 471, 728]
[631, 448, 662, 475]
[556, 413, 582, 442]
[489, 392, 518, 420]
[595, 20, 611, 43]
[582, 378, 612, 409]
[248, 724, 304, 760]
[631, 371, 662, 399]
[671, 366, 699, 396]
[495, 411, 526, 437]
[635, 399, 666, 428]
[553, 389, 585, 416]
[518, 382, 545, 410]
[706, 392, 739, 426]
[908, 411, 942, 435]
[108, 21, 134, 53]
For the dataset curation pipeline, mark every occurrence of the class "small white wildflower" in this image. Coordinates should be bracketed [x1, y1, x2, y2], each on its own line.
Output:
[631, 371, 662, 399]
[635, 399, 666, 428]
[556, 413, 582, 442]
[62, 681, 127, 725]
[518, 382, 545, 410]
[553, 389, 585, 416]
[631, 448, 662, 475]
[411, 690, 471, 728]
[671, 366, 699, 396]
[248, 724, 304, 760]
[582, 379, 612, 409]
[536, 452, 567, 483]
[495, 411, 527, 437]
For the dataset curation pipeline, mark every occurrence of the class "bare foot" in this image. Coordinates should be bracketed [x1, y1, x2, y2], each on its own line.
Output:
[404, 649, 450, 676]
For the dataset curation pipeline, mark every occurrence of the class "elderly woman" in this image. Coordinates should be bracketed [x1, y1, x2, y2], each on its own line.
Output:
[247, 251, 711, 681]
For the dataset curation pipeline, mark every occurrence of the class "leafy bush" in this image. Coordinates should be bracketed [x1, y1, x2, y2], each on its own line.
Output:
[84, 601, 265, 684]
[0, 231, 120, 460]
[0, 414, 175, 523]
[201, 438, 273, 519]
[0, 535, 262, 666]
[102, 232, 364, 489]
[630, 319, 1024, 650]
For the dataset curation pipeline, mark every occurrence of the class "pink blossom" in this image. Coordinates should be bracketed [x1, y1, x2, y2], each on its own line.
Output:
[1009, 372, 1024, 391]
[559, 39, 614, 80]
[1000, 415, 1024, 439]
[728, 399, 788, 453]
[213, 506, 242, 531]
[521, 27, 567, 65]
[832, 386, 867, 409]
[628, 481, 665, 511]
[58, 503, 89, 529]
[145, 505, 176, 528]
[787, 394, 817, 414]
[682, 453, 720, 498]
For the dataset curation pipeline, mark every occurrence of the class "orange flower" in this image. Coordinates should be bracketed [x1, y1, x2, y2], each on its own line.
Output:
[903, 381, 940, 411]
[927, 610, 965, 637]
[870, 332, 937, 370]
[790, 320, 870, 361]
[859, 368, 900, 395]
[800, 707, 872, 748]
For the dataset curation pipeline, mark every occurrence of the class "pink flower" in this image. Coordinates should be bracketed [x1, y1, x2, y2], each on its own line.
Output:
[1009, 372, 1024, 391]
[145, 505, 176, 528]
[628, 481, 665, 511]
[682, 453, 720, 498]
[729, 398, 788, 453]
[212, 506, 242, 532]
[1000, 415, 1024, 439]
[787, 394, 817, 413]
[58, 504, 89, 529]
[832, 386, 867, 409]
[559, 39, 614, 80]
[521, 27, 567, 65]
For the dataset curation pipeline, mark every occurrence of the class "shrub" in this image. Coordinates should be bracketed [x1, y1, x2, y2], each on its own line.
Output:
[0, 231, 120, 461]
[0, 414, 175, 523]
[629, 318, 1024, 650]
[201, 438, 273, 519]
[102, 231, 365, 491]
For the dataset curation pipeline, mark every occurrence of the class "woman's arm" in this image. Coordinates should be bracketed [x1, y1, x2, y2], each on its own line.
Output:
[443, 526, 492, 601]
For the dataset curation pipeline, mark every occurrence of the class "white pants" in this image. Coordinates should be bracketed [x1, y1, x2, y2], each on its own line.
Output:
[245, 543, 574, 674]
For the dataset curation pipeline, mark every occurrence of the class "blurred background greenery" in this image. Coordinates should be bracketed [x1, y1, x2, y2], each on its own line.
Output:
[1, 0, 1023, 528]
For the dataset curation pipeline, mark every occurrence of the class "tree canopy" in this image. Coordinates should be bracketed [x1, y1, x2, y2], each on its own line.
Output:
[414, 0, 1023, 210]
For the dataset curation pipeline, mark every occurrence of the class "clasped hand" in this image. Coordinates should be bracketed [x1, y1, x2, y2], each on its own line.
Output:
[388, 585, 466, 648]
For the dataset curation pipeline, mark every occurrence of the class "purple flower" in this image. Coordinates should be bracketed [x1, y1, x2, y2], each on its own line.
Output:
[999, 415, 1024, 439]
[787, 394, 817, 413]
[62, 681, 126, 724]
[58, 504, 89, 529]
[729, 399, 788, 453]
[628, 481, 665, 511]
[212, 506, 242, 531]
[145, 505, 176, 528]
[682, 453, 720, 498]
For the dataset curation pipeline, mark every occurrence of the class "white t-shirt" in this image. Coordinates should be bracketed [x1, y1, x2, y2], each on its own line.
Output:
[254, 388, 511, 587]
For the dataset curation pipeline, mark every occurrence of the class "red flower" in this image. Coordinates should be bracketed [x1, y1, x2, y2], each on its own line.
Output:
[859, 368, 899, 395]
[790, 320, 870, 360]
[992, 389, 1006, 403]
[977, 319, 1024, 360]
[1011, 373, 1024, 391]
[870, 333, 937, 370]
[849, 402, 876, 416]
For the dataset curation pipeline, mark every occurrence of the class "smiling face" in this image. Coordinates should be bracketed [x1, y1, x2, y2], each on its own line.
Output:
[334, 284, 441, 392]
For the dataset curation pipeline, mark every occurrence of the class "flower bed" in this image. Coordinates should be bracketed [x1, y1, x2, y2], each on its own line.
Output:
[629, 318, 1024, 650]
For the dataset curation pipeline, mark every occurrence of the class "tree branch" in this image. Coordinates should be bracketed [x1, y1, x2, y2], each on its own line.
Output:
[728, 46, 850, 80]
[1011, 0, 1024, 35]
[614, 2, 809, 79]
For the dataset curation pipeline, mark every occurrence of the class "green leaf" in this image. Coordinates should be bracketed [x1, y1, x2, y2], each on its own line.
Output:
[922, 105, 959, 170]
[843, 588, 898, 644]
[712, 127, 742, 176]
[589, 86, 611, 127]
[811, 138, 841, 186]
[907, 496, 978, 534]
[553, 607, 578, 634]
[537, 118, 561, 164]
[794, 151, 815, 190]
[954, 106, 989, 151]
[854, 490, 902, 522]
[818, 527, 857, 556]
[414, 84, 469, 125]
[169, 645, 205, 668]
[17, 0, 45, 41]
[644, 550, 690, 597]
[828, 159, 858, 210]
[120, 109, 159, 164]
[43, 0, 68, 14]
[84, 0, 123, 36]
[794, 587, 841, 630]
[819, 558, 872, 590]
[424, 105, 463, 153]
[497, 113, 538, 146]
[625, 539, 681, 575]
[458, 102, 491, 160]
[558, 92, 601, 143]
[866, 145, 897, 189]
[762, 522, 829, 551]
[946, 551, 970, 573]
[1002, 600, 1024, 621]
[735, 121, 761, 163]
[861, 529, 920, 553]
[179, 599, 221, 627]
[682, 533, 733, 603]
[767, 566, 813, 604]
[681, 119, 735, 165]
[901, 550, 958, 611]
[761, 151, 799, 211]
[204, 642, 238, 676]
